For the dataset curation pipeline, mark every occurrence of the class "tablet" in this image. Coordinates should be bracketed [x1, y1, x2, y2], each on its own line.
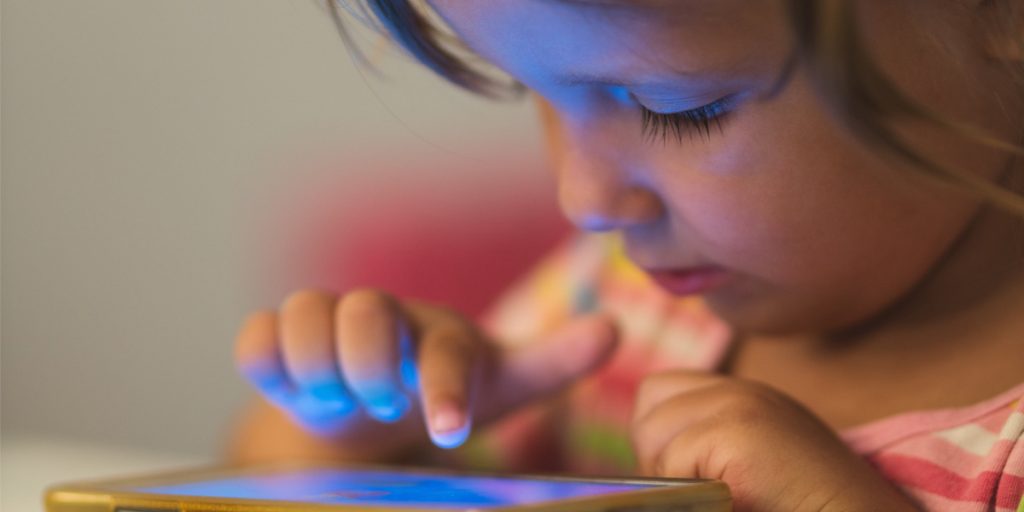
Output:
[45, 462, 731, 511]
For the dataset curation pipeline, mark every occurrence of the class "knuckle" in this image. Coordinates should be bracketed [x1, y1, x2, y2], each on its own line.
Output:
[630, 397, 657, 429]
[717, 387, 772, 424]
[653, 453, 670, 477]
[630, 442, 655, 475]
[629, 421, 653, 456]
[634, 371, 675, 407]
[241, 309, 277, 330]
[649, 444, 677, 477]
[237, 310, 274, 340]
[421, 339, 476, 384]
[281, 288, 335, 312]
[413, 300, 475, 332]
[635, 373, 664, 400]
[235, 311, 277, 357]
[337, 288, 396, 322]
[629, 410, 644, 431]
[653, 432, 695, 478]
[416, 300, 462, 321]
[425, 324, 475, 352]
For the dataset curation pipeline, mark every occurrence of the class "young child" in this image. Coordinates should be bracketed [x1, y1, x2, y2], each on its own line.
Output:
[231, 1, 1024, 510]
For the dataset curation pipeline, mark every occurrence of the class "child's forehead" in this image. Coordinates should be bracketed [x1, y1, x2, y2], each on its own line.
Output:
[429, 0, 762, 26]
[429, 0, 782, 88]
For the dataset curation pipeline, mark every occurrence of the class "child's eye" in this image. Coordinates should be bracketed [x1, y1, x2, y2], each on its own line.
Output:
[639, 96, 733, 145]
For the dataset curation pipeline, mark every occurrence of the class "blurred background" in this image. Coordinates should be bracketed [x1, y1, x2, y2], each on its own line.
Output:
[2, 0, 569, 508]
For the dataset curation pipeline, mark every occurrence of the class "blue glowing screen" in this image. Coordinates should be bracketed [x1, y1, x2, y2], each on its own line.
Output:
[133, 469, 655, 508]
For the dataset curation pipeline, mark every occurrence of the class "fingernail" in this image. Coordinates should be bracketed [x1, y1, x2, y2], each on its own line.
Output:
[432, 406, 463, 432]
[367, 393, 410, 423]
[429, 405, 470, 449]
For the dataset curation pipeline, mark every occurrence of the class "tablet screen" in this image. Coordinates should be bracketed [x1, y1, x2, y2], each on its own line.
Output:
[132, 469, 656, 508]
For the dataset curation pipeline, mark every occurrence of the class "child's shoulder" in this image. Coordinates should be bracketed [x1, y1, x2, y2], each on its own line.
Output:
[843, 382, 1024, 511]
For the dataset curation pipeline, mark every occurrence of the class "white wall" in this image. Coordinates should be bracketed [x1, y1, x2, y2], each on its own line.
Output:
[1, 0, 545, 456]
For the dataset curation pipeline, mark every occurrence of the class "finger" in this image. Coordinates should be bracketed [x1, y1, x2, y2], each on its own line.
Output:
[235, 310, 294, 404]
[279, 290, 356, 411]
[335, 289, 412, 422]
[487, 313, 619, 415]
[631, 389, 718, 476]
[651, 420, 719, 479]
[632, 381, 756, 475]
[412, 312, 482, 449]
[632, 370, 729, 423]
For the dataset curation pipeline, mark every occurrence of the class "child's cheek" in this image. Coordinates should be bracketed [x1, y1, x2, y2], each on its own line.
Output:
[663, 76, 887, 284]
[671, 132, 973, 333]
[650, 137, 874, 330]
[652, 134, 832, 282]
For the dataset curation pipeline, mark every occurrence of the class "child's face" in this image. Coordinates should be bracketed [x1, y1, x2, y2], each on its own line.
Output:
[429, 0, 1020, 335]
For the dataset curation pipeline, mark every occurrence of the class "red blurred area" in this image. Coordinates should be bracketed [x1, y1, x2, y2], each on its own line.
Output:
[266, 149, 571, 319]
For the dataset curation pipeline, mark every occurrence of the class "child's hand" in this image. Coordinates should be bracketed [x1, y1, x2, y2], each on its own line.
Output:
[631, 371, 919, 511]
[235, 289, 618, 456]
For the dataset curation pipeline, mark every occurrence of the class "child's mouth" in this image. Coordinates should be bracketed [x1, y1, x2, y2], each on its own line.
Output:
[644, 266, 732, 296]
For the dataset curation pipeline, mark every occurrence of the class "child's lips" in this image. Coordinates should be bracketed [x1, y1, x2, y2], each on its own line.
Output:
[643, 266, 733, 296]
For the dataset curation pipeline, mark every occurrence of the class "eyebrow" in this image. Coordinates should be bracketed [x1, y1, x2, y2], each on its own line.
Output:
[549, 0, 675, 8]
[553, 69, 700, 87]
[553, 50, 767, 87]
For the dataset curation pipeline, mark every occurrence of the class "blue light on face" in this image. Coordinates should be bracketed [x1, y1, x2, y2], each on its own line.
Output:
[608, 85, 635, 106]
[133, 469, 655, 509]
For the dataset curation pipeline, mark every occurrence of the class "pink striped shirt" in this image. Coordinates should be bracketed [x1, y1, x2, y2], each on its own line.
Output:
[458, 233, 1024, 511]
[843, 384, 1023, 511]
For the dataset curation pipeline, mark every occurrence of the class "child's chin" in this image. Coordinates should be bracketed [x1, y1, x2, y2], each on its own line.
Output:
[703, 286, 843, 337]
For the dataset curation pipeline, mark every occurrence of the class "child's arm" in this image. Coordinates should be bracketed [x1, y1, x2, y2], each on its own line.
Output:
[228, 288, 617, 467]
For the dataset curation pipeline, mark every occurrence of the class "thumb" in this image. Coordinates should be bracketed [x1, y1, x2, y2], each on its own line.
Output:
[485, 313, 620, 415]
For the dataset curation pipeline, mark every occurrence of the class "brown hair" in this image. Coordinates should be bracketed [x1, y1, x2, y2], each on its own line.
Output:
[328, 0, 1024, 215]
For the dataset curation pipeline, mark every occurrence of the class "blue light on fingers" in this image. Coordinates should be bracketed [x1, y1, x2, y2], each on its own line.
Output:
[309, 382, 356, 408]
[362, 383, 411, 423]
[429, 418, 472, 449]
[398, 327, 420, 394]
[291, 394, 359, 435]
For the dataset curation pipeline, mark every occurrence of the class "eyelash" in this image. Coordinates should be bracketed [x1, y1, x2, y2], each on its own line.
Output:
[639, 97, 733, 144]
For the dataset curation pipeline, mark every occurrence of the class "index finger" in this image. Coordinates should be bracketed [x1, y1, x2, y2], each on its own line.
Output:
[409, 306, 485, 449]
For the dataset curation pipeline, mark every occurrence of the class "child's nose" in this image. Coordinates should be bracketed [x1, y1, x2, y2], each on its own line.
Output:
[556, 159, 665, 233]
[537, 94, 665, 233]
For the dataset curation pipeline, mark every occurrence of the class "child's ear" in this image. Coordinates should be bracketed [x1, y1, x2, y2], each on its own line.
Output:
[978, 0, 1024, 62]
